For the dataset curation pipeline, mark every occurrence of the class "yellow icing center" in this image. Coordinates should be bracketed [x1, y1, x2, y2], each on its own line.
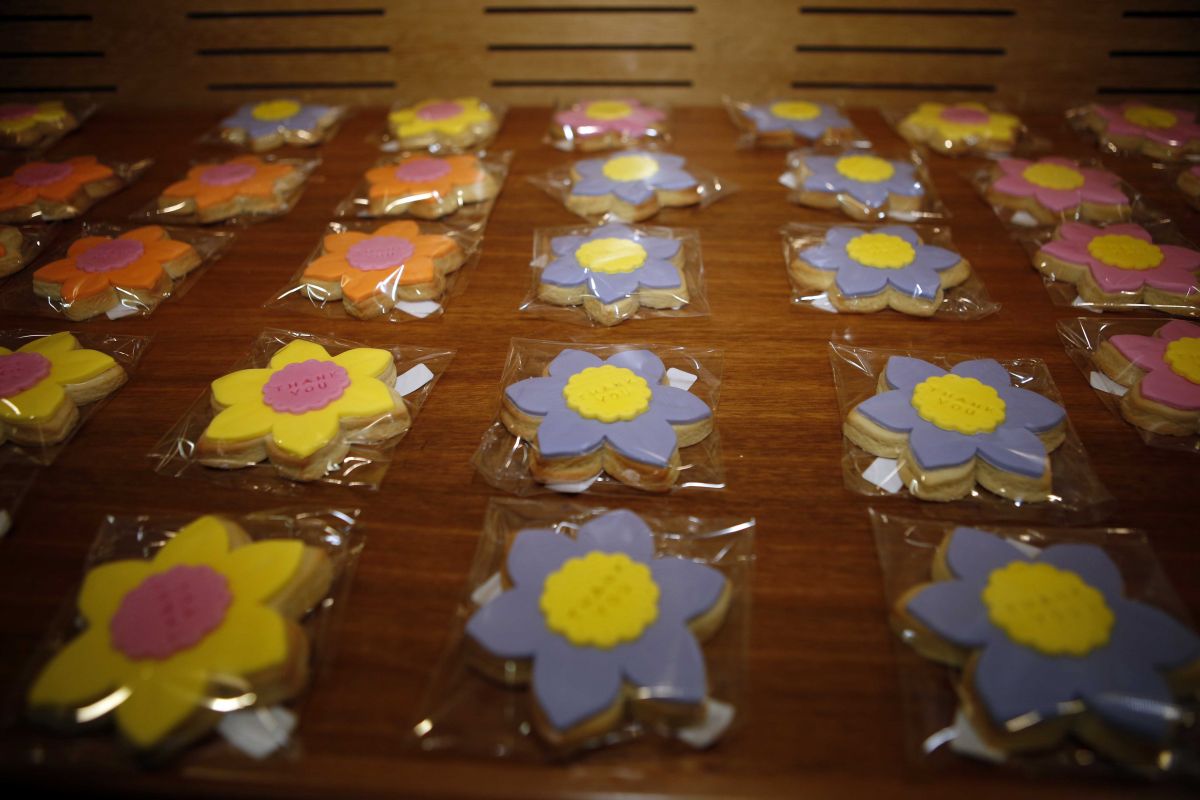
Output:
[251, 100, 301, 121]
[602, 154, 659, 182]
[912, 374, 1006, 435]
[845, 233, 916, 269]
[540, 552, 659, 648]
[1086, 234, 1163, 271]
[1165, 337, 1200, 384]
[770, 101, 821, 121]
[834, 155, 894, 183]
[563, 365, 651, 423]
[1021, 163, 1084, 191]
[1123, 105, 1177, 130]
[575, 238, 647, 274]
[586, 100, 633, 121]
[983, 561, 1114, 657]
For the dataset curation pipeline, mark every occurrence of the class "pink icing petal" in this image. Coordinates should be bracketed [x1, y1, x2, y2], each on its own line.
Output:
[1100, 113, 1144, 138]
[1057, 222, 1103, 244]
[1078, 167, 1120, 186]
[1041, 238, 1090, 262]
[1141, 365, 1200, 411]
[1034, 186, 1082, 212]
[991, 173, 1035, 197]
[555, 109, 593, 128]
[1145, 120, 1200, 146]
[1102, 223, 1153, 242]
[1089, 261, 1149, 292]
[996, 158, 1032, 175]
[1145, 263, 1200, 294]
[1157, 244, 1200, 273]
[1109, 333, 1167, 368]
[1093, 105, 1122, 122]
[1159, 320, 1200, 343]
[1078, 178, 1129, 205]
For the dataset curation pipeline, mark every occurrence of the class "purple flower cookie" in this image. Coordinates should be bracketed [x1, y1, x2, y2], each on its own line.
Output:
[220, 99, 335, 150]
[742, 99, 851, 142]
[567, 151, 700, 221]
[795, 152, 925, 219]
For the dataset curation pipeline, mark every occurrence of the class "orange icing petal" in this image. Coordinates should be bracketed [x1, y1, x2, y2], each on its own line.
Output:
[67, 236, 112, 257]
[340, 268, 389, 302]
[59, 271, 113, 302]
[446, 156, 484, 183]
[108, 257, 165, 290]
[67, 162, 115, 183]
[303, 252, 349, 281]
[121, 226, 167, 245]
[32, 257, 79, 283]
[190, 184, 238, 209]
[413, 234, 457, 259]
[0, 182, 37, 211]
[324, 231, 370, 255]
[37, 175, 87, 202]
[161, 178, 204, 198]
[395, 254, 435, 285]
[365, 166, 398, 185]
[375, 220, 420, 239]
[258, 164, 295, 181]
[144, 238, 193, 263]
[235, 177, 281, 198]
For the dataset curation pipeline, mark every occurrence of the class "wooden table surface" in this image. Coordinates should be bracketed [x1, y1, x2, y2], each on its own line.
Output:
[1, 107, 1198, 799]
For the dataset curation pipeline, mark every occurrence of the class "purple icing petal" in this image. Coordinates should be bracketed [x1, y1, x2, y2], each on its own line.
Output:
[884, 356, 945, 390]
[974, 637, 1083, 730]
[648, 153, 685, 170]
[537, 407, 606, 458]
[944, 527, 1028, 582]
[619, 620, 708, 703]
[744, 106, 787, 132]
[875, 225, 922, 246]
[650, 385, 713, 425]
[905, 579, 992, 647]
[886, 264, 942, 300]
[847, 181, 891, 208]
[824, 227, 862, 248]
[541, 257, 588, 287]
[607, 350, 666, 383]
[1108, 598, 1200, 669]
[912, 244, 961, 273]
[465, 588, 551, 659]
[835, 262, 890, 297]
[506, 376, 567, 416]
[548, 350, 603, 377]
[577, 509, 655, 561]
[550, 234, 588, 256]
[854, 390, 921, 431]
[604, 413, 678, 467]
[950, 359, 1011, 388]
[1078, 648, 1175, 742]
[650, 558, 727, 625]
[635, 258, 683, 288]
[573, 159, 607, 180]
[507, 528, 585, 588]
[908, 421, 976, 470]
[996, 386, 1066, 432]
[612, 181, 656, 205]
[532, 636, 623, 730]
[572, 176, 618, 197]
[1037, 544, 1124, 603]
[640, 236, 682, 260]
[648, 166, 698, 191]
[592, 223, 636, 238]
[975, 426, 1048, 478]
[588, 270, 641, 304]
[799, 243, 851, 272]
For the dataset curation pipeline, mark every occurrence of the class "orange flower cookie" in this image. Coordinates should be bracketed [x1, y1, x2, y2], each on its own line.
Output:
[0, 225, 25, 277]
[0, 156, 120, 223]
[0, 331, 126, 447]
[196, 339, 410, 481]
[364, 154, 498, 218]
[158, 156, 303, 223]
[27, 514, 333, 755]
[300, 221, 465, 319]
[0, 101, 78, 149]
[32, 226, 201, 321]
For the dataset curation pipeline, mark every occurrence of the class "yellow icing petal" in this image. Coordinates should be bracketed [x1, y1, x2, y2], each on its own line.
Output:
[28, 629, 127, 707]
[269, 339, 332, 370]
[270, 406, 339, 457]
[78, 559, 154, 624]
[218, 540, 305, 606]
[0, 377, 67, 423]
[331, 378, 396, 418]
[114, 664, 207, 749]
[204, 400, 275, 443]
[20, 331, 79, 357]
[173, 602, 290, 678]
[48, 348, 117, 385]
[331, 347, 393, 380]
[211, 367, 272, 408]
[154, 515, 233, 569]
[0, 347, 11, 357]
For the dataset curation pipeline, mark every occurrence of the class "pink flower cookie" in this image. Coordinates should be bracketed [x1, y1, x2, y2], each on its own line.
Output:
[1035, 223, 1200, 314]
[986, 156, 1130, 225]
[1095, 320, 1200, 436]
[1086, 102, 1200, 161]
[550, 99, 667, 152]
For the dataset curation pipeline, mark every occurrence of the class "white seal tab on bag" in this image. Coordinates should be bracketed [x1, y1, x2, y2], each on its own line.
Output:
[1090, 370, 1129, 396]
[394, 363, 436, 397]
[666, 367, 697, 391]
[863, 457, 903, 494]
[677, 698, 735, 749]
[217, 705, 297, 759]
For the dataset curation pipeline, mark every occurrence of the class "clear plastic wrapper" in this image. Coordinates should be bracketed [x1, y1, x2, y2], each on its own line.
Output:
[151, 329, 453, 494]
[0, 223, 234, 321]
[780, 147, 945, 222]
[11, 507, 362, 767]
[519, 222, 709, 326]
[1058, 316, 1200, 453]
[532, 150, 732, 224]
[267, 220, 481, 322]
[830, 342, 1112, 522]
[0, 156, 150, 223]
[872, 509, 1200, 777]
[0, 222, 54, 279]
[210, 98, 346, 152]
[380, 97, 503, 155]
[0, 329, 149, 466]
[970, 154, 1164, 230]
[413, 498, 753, 759]
[334, 150, 510, 225]
[1068, 100, 1200, 163]
[887, 101, 1030, 158]
[135, 155, 319, 226]
[781, 222, 997, 320]
[0, 463, 38, 537]
[473, 339, 723, 495]
[0, 98, 97, 152]
[1177, 163, 1200, 211]
[724, 96, 867, 149]
[1013, 219, 1200, 318]
[546, 98, 670, 152]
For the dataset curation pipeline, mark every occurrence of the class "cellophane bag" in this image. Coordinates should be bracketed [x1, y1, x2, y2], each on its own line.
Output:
[546, 98, 671, 152]
[885, 101, 1035, 159]
[134, 156, 320, 226]
[1175, 163, 1200, 211]
[379, 97, 504, 155]
[412, 498, 753, 759]
[1067, 100, 1200, 163]
[724, 96, 867, 149]
[0, 97, 98, 152]
[0, 222, 55, 279]
[208, 98, 347, 152]
[780, 146, 946, 222]
[0, 156, 150, 223]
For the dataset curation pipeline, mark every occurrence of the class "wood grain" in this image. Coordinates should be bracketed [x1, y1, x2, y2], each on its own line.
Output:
[0, 107, 1198, 798]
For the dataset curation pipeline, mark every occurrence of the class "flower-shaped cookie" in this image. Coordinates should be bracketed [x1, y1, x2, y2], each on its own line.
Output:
[364, 154, 495, 218]
[539, 224, 686, 325]
[898, 102, 1022, 155]
[0, 331, 125, 447]
[791, 153, 925, 220]
[33, 226, 201, 321]
[567, 151, 700, 221]
[466, 509, 729, 747]
[988, 156, 1129, 225]
[159, 156, 301, 223]
[1098, 320, 1200, 436]
[846, 356, 1067, 501]
[0, 156, 117, 222]
[741, 100, 852, 143]
[1036, 222, 1200, 313]
[552, 99, 666, 150]
[897, 527, 1200, 754]
[502, 349, 713, 491]
[220, 99, 337, 151]
[388, 97, 497, 150]
[197, 339, 409, 481]
[0, 101, 76, 148]
[1089, 102, 1200, 160]
[791, 226, 968, 316]
[299, 221, 464, 319]
[28, 514, 332, 753]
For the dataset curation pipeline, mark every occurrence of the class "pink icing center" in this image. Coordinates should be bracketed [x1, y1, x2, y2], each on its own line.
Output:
[199, 161, 257, 187]
[0, 104, 37, 120]
[940, 107, 990, 125]
[109, 565, 232, 661]
[417, 101, 463, 121]
[0, 351, 51, 398]
[262, 359, 351, 414]
[394, 158, 452, 183]
[346, 235, 415, 272]
[76, 239, 144, 274]
[14, 162, 73, 188]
